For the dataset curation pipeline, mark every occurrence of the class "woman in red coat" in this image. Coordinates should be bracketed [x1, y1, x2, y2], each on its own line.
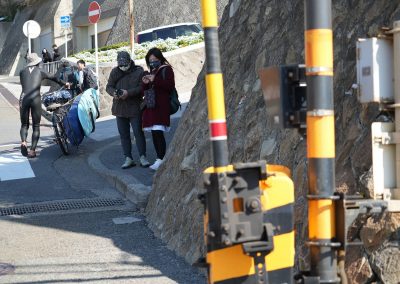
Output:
[142, 48, 175, 170]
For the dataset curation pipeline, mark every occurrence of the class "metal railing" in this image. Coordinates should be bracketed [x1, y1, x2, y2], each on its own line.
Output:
[41, 60, 63, 74]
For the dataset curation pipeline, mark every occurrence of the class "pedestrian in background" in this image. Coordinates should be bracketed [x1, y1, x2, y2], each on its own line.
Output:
[142, 47, 175, 170]
[76, 59, 98, 92]
[106, 51, 150, 169]
[52, 44, 61, 61]
[19, 53, 67, 158]
[41, 48, 52, 63]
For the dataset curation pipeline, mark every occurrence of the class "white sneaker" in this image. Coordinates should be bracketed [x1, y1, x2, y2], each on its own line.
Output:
[121, 157, 136, 169]
[149, 159, 163, 170]
[140, 155, 150, 167]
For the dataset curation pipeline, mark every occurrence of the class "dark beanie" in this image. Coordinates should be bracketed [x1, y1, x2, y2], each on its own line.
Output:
[117, 51, 131, 66]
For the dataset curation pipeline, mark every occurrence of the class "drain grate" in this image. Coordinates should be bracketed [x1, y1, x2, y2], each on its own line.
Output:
[0, 198, 126, 217]
[0, 263, 15, 276]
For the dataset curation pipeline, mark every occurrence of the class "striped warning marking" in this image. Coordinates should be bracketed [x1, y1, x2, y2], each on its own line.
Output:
[0, 152, 35, 181]
[209, 119, 227, 141]
[88, 9, 100, 16]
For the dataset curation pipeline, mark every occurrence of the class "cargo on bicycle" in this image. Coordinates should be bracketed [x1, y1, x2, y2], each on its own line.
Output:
[42, 87, 100, 155]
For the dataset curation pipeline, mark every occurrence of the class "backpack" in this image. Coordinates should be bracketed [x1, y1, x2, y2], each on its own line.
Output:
[84, 67, 98, 90]
[161, 67, 181, 115]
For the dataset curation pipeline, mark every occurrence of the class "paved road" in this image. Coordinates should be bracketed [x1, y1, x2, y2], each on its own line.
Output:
[0, 76, 205, 283]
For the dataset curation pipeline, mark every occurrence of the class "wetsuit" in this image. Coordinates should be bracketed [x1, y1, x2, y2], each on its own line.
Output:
[19, 66, 65, 150]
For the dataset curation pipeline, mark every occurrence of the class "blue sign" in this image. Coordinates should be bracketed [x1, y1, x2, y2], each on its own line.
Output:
[60, 15, 71, 28]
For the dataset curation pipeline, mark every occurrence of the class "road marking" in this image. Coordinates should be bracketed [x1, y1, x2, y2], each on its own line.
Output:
[0, 84, 19, 110]
[0, 152, 35, 181]
[0, 144, 20, 148]
[112, 216, 141, 224]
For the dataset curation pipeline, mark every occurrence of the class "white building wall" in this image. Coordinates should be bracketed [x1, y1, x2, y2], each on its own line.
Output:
[87, 16, 116, 48]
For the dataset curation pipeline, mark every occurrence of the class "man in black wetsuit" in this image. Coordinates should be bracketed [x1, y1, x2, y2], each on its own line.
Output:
[19, 53, 66, 158]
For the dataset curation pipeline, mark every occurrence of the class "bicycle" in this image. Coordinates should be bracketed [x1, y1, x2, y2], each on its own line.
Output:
[42, 88, 74, 155]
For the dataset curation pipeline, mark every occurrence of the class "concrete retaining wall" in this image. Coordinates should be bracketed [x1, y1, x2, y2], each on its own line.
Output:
[94, 43, 204, 117]
[0, 22, 12, 53]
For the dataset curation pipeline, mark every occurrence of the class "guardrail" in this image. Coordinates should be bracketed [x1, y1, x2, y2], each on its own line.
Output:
[42, 61, 63, 74]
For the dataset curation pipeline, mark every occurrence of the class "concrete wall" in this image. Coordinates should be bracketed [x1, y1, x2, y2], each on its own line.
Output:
[0, 8, 34, 75]
[87, 16, 116, 48]
[95, 43, 204, 117]
[0, 0, 82, 75]
[75, 26, 89, 52]
[0, 22, 12, 53]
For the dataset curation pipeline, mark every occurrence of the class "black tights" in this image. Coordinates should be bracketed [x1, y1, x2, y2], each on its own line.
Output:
[20, 93, 41, 150]
[151, 130, 166, 160]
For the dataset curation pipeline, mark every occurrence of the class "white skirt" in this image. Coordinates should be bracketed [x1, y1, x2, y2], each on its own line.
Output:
[143, 125, 170, 132]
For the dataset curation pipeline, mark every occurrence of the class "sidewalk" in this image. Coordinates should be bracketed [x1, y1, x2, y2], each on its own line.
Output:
[0, 76, 191, 208]
[86, 115, 183, 209]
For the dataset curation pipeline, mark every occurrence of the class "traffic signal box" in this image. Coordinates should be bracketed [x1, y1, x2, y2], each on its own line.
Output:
[201, 162, 295, 283]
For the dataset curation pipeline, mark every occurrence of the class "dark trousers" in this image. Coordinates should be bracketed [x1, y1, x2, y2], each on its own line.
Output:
[151, 130, 166, 160]
[20, 93, 41, 150]
[116, 115, 146, 159]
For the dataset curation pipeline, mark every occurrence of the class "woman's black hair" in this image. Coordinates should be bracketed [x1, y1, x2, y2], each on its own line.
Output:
[145, 47, 170, 69]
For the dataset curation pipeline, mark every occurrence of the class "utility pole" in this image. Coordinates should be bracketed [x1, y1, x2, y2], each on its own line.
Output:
[128, 0, 135, 59]
[304, 0, 339, 282]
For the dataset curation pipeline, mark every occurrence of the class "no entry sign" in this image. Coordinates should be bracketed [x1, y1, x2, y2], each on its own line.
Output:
[88, 1, 101, 24]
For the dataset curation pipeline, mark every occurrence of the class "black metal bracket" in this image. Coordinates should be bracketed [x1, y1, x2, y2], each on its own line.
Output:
[242, 224, 274, 284]
[260, 64, 307, 136]
[203, 161, 272, 249]
[335, 193, 388, 250]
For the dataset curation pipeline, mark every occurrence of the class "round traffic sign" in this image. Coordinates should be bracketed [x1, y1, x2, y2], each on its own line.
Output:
[22, 20, 41, 38]
[88, 1, 101, 24]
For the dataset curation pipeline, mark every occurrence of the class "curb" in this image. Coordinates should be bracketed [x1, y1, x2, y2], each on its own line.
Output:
[86, 138, 152, 208]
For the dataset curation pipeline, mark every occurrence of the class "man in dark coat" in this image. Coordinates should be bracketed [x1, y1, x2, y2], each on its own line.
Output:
[106, 51, 150, 168]
[77, 59, 98, 92]
[52, 44, 61, 61]
[42, 48, 52, 63]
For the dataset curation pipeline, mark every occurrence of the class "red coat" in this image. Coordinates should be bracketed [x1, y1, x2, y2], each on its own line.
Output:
[142, 65, 175, 128]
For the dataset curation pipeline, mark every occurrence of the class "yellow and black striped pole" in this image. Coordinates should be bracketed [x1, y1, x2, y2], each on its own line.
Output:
[305, 0, 339, 282]
[200, 0, 229, 169]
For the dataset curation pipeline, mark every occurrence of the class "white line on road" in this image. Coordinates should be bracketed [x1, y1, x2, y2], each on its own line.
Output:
[0, 152, 35, 181]
[0, 143, 20, 148]
[112, 216, 141, 224]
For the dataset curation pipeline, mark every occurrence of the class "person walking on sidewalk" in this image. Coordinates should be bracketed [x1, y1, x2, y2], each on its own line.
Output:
[106, 51, 150, 169]
[142, 47, 175, 170]
[19, 53, 67, 158]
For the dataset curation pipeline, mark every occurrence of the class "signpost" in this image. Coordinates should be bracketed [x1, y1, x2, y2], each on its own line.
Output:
[88, 1, 101, 87]
[128, 0, 135, 58]
[22, 20, 41, 55]
[60, 15, 71, 57]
